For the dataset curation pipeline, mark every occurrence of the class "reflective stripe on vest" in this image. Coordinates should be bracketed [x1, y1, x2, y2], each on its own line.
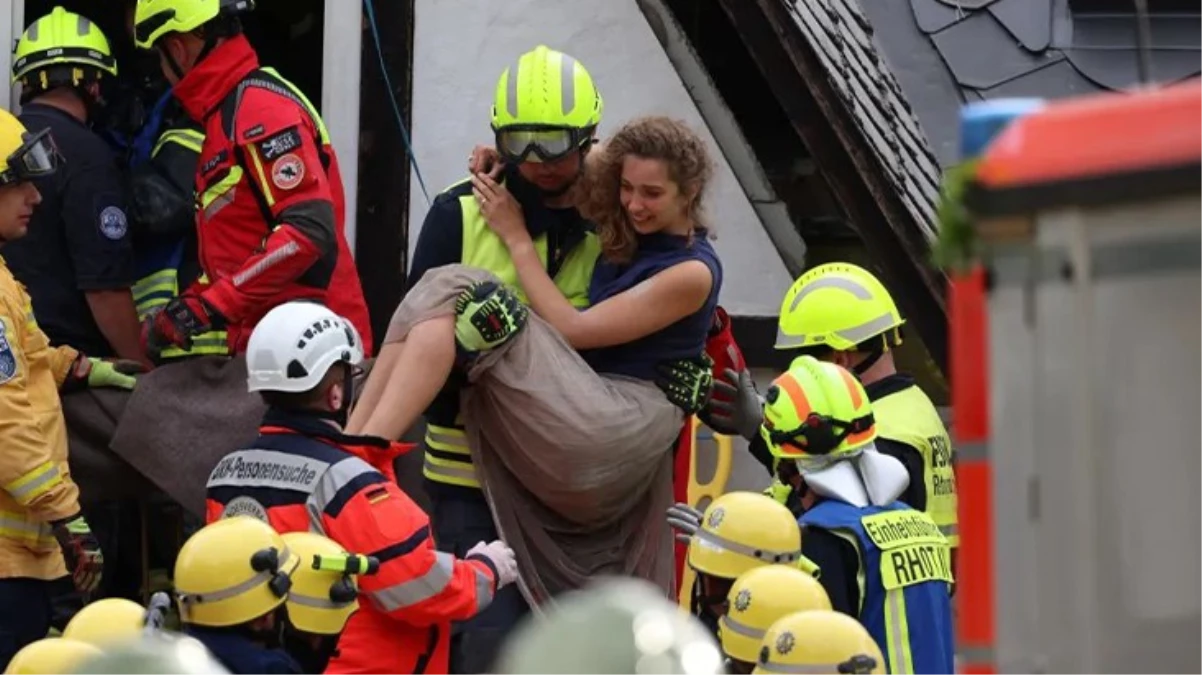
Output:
[421, 196, 600, 488]
[154, 127, 205, 156]
[458, 193, 598, 308]
[873, 386, 959, 548]
[801, 501, 955, 675]
[132, 268, 229, 359]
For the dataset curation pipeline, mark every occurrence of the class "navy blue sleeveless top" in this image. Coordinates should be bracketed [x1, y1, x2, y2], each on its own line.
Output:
[580, 231, 722, 380]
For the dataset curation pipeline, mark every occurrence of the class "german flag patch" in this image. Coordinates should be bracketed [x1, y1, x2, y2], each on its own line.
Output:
[365, 486, 391, 505]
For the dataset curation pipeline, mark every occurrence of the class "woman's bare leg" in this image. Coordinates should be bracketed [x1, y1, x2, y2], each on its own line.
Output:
[346, 338, 405, 433]
[347, 315, 457, 440]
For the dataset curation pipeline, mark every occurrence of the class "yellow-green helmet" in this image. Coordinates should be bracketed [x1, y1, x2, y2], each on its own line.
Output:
[490, 46, 602, 163]
[687, 492, 802, 580]
[173, 516, 298, 628]
[133, 0, 254, 49]
[775, 263, 905, 352]
[720, 565, 832, 665]
[760, 356, 876, 462]
[12, 7, 117, 88]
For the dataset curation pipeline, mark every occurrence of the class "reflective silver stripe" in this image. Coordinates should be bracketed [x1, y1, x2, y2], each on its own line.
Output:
[834, 312, 898, 344]
[957, 440, 990, 461]
[788, 276, 873, 311]
[0, 515, 54, 540]
[505, 58, 523, 119]
[232, 240, 301, 287]
[559, 53, 576, 116]
[756, 660, 871, 674]
[204, 187, 237, 220]
[77, 15, 90, 35]
[694, 528, 801, 566]
[288, 591, 355, 610]
[473, 566, 495, 612]
[7, 465, 61, 503]
[178, 546, 292, 606]
[885, 589, 912, 674]
[939, 523, 958, 539]
[718, 615, 764, 640]
[309, 457, 377, 512]
[369, 551, 455, 612]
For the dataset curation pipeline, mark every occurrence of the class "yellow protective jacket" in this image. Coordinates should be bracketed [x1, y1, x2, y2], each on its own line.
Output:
[0, 257, 82, 580]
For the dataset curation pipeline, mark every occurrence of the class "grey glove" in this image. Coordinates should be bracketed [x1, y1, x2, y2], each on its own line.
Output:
[468, 539, 518, 588]
[666, 503, 705, 546]
[700, 368, 764, 440]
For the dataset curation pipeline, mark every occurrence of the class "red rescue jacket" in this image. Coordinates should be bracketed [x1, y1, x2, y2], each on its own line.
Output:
[205, 410, 497, 674]
[173, 35, 372, 354]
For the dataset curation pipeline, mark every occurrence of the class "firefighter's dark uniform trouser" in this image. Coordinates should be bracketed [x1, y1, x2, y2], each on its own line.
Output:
[432, 496, 530, 674]
[0, 577, 52, 670]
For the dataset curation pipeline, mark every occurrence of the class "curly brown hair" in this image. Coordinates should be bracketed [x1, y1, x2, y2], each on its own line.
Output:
[579, 116, 714, 264]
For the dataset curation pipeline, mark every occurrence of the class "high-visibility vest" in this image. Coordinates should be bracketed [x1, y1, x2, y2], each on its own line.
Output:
[422, 193, 600, 490]
[801, 500, 955, 675]
[873, 384, 960, 548]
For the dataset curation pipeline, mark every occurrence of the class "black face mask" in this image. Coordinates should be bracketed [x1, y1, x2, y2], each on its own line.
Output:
[282, 625, 340, 674]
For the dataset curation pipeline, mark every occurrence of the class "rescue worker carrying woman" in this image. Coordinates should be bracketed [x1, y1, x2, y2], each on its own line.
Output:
[760, 356, 954, 674]
[205, 301, 518, 674]
[132, 0, 372, 356]
[0, 109, 142, 672]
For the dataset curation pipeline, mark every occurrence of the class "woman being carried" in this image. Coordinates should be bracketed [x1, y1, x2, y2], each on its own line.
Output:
[348, 116, 722, 601]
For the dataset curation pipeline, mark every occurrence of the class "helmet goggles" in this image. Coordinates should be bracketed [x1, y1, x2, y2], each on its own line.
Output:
[766, 411, 874, 459]
[494, 124, 594, 164]
[0, 128, 58, 187]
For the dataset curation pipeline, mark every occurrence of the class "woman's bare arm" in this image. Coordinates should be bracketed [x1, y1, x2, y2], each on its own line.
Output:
[509, 238, 712, 350]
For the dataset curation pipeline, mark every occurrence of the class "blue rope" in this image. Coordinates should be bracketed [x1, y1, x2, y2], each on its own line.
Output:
[362, 0, 431, 205]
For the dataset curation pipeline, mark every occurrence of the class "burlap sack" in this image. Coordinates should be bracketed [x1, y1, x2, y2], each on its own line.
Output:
[383, 264, 682, 605]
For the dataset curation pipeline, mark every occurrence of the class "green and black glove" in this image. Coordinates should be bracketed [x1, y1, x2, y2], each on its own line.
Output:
[62, 355, 144, 392]
[655, 354, 714, 415]
[51, 513, 104, 594]
[454, 280, 529, 354]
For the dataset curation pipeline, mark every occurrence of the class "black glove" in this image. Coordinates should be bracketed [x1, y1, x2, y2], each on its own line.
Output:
[51, 513, 104, 594]
[655, 354, 714, 415]
[699, 367, 764, 440]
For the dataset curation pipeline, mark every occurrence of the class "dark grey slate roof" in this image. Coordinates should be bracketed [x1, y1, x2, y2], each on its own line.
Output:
[862, 0, 1202, 166]
[782, 0, 944, 241]
[777, 0, 1200, 223]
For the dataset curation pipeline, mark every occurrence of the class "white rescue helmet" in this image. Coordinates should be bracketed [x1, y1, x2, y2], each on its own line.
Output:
[246, 301, 364, 394]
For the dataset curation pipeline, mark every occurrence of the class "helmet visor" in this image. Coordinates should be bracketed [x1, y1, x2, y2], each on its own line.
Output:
[0, 128, 58, 186]
[495, 125, 590, 164]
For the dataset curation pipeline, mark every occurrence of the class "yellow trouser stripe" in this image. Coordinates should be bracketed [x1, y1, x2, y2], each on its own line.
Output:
[423, 425, 478, 487]
[3, 462, 63, 505]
